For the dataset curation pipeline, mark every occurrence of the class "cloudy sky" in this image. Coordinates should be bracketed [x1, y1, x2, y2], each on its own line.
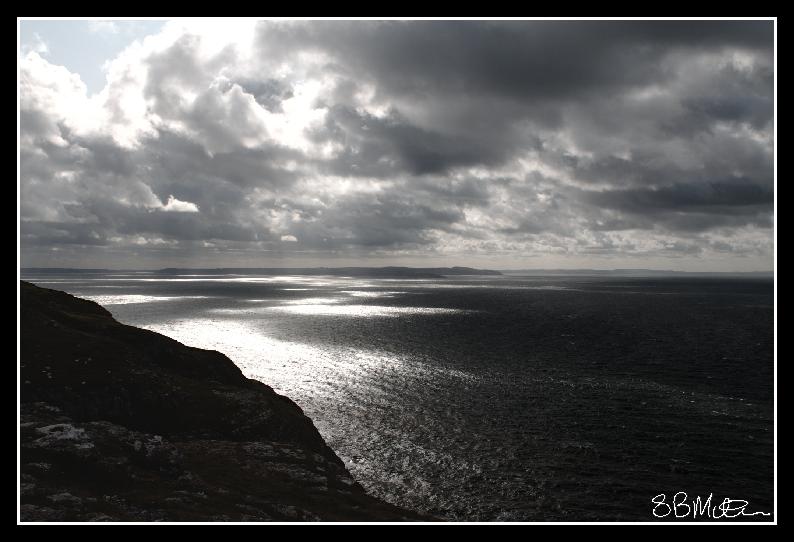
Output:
[19, 19, 775, 271]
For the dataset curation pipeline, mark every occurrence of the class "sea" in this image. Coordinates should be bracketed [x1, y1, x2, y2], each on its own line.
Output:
[20, 270, 775, 521]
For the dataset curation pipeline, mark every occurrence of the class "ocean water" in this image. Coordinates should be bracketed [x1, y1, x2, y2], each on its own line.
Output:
[21, 271, 775, 521]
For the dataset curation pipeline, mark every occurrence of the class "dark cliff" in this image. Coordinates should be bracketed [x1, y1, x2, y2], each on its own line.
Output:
[19, 281, 425, 521]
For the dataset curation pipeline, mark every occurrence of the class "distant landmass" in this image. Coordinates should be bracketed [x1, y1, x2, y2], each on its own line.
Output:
[499, 268, 773, 278]
[22, 266, 503, 278]
[158, 266, 503, 278]
[20, 281, 426, 521]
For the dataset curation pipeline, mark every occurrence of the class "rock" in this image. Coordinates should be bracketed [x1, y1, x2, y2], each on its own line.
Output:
[20, 281, 427, 522]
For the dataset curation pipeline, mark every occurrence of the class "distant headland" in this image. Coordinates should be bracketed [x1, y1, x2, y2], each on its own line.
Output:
[21, 266, 504, 278]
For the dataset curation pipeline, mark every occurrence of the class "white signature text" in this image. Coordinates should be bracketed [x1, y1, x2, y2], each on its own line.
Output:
[651, 492, 771, 519]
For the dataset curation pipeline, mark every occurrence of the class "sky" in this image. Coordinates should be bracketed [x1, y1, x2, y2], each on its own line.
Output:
[18, 19, 775, 271]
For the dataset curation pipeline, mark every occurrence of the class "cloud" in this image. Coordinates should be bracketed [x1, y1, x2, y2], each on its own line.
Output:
[22, 32, 50, 55]
[161, 195, 199, 213]
[19, 20, 774, 269]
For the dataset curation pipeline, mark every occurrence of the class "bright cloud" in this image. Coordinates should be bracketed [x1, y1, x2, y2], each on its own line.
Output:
[161, 195, 199, 213]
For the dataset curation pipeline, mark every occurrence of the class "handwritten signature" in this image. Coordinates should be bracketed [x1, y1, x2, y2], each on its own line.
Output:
[652, 492, 771, 519]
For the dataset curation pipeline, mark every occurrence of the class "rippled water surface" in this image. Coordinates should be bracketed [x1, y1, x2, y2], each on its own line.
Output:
[22, 271, 775, 521]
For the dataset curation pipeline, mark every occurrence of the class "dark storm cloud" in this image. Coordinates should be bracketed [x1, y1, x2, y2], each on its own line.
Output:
[19, 20, 775, 267]
[412, 176, 495, 206]
[684, 93, 772, 130]
[551, 171, 775, 234]
[256, 20, 771, 102]
[21, 199, 264, 247]
[21, 220, 109, 246]
[257, 20, 773, 195]
[584, 179, 773, 213]
[271, 184, 470, 251]
[311, 105, 519, 176]
[568, 143, 774, 191]
[68, 133, 139, 177]
[234, 78, 294, 112]
[144, 129, 301, 190]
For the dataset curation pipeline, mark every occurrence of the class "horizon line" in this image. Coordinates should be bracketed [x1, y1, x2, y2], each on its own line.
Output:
[19, 266, 774, 274]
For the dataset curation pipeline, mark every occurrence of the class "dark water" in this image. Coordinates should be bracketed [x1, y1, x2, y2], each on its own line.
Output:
[21, 272, 775, 521]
